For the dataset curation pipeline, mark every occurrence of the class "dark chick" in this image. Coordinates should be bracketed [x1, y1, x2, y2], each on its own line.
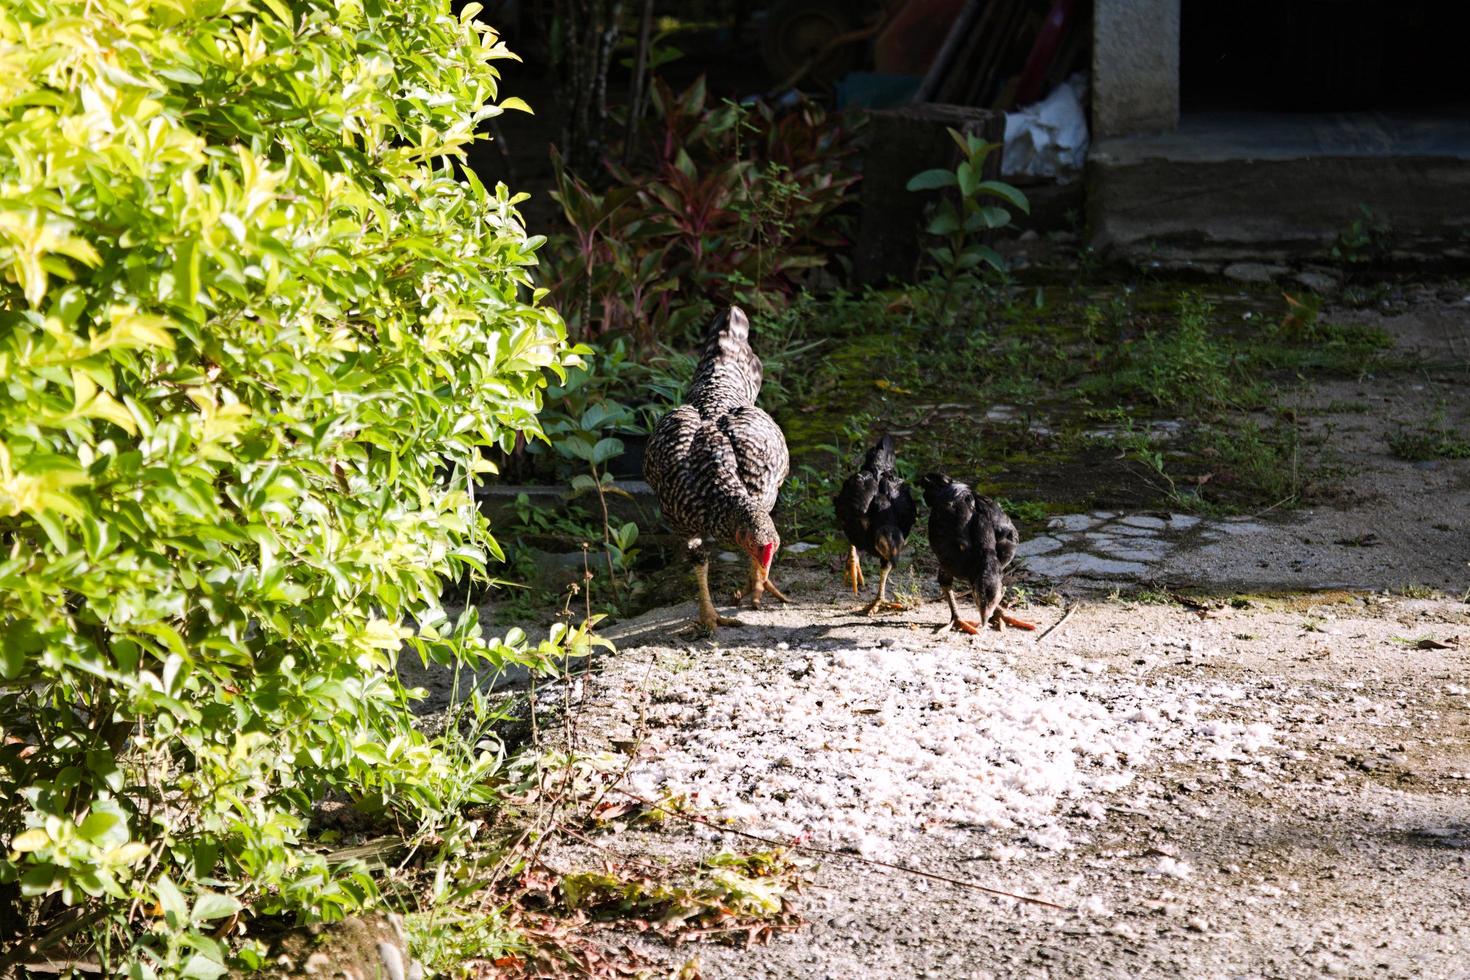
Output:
[918, 473, 1036, 634]
[644, 306, 790, 632]
[833, 434, 916, 615]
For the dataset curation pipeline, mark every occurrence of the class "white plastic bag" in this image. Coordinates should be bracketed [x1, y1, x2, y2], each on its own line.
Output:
[1003, 73, 1090, 180]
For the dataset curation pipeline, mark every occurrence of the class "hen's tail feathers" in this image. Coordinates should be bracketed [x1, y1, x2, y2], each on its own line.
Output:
[704, 305, 750, 346]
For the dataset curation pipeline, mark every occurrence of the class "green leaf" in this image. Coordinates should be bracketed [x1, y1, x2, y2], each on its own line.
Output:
[155, 876, 189, 927]
[975, 180, 1030, 214]
[19, 864, 57, 897]
[905, 169, 958, 191]
[78, 811, 120, 843]
[11, 828, 50, 852]
[589, 437, 624, 466]
[179, 954, 228, 980]
[968, 244, 1007, 272]
[977, 205, 1012, 229]
[925, 211, 960, 236]
[192, 892, 242, 922]
[955, 160, 979, 198]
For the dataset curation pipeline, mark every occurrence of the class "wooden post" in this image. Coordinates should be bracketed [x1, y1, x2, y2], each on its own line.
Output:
[853, 103, 1006, 285]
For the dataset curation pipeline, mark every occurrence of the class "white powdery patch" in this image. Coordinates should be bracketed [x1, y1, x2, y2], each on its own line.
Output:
[622, 642, 1274, 860]
[1150, 856, 1195, 879]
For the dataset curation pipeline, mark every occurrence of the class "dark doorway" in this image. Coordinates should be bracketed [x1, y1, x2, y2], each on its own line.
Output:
[1181, 1, 1470, 113]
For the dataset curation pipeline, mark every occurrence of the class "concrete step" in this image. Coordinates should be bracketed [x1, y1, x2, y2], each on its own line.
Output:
[1087, 111, 1470, 266]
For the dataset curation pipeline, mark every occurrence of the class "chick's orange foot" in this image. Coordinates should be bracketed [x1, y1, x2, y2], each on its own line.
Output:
[935, 617, 982, 635]
[860, 598, 907, 616]
[993, 610, 1037, 631]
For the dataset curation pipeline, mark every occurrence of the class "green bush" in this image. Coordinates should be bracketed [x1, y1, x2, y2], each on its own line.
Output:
[0, 0, 584, 972]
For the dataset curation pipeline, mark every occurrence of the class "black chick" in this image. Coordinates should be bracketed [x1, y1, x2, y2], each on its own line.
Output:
[833, 435, 917, 615]
[917, 473, 1036, 633]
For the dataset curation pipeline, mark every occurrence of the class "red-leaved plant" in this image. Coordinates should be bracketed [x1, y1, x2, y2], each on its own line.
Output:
[546, 77, 859, 347]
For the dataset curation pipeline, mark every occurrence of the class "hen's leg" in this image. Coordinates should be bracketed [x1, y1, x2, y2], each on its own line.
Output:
[734, 558, 790, 609]
[696, 559, 743, 630]
[733, 559, 762, 608]
[761, 567, 790, 604]
[941, 578, 981, 634]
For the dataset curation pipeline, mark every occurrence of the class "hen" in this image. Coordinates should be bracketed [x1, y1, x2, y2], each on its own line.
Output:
[644, 306, 790, 631]
[833, 434, 916, 615]
[918, 473, 1036, 633]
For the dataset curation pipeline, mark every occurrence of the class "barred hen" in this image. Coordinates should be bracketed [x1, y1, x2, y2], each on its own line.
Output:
[918, 473, 1035, 633]
[644, 306, 790, 631]
[833, 434, 916, 615]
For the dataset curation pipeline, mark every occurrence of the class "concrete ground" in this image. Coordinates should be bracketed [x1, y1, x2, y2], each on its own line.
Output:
[541, 572, 1468, 978]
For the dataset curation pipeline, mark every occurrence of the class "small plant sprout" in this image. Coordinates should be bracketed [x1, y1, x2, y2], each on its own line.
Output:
[906, 128, 1030, 291]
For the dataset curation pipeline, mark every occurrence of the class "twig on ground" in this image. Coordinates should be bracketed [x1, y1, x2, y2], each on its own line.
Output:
[1034, 604, 1076, 644]
[607, 789, 1073, 911]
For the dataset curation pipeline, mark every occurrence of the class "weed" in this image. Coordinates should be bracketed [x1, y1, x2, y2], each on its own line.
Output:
[557, 849, 807, 941]
[1258, 293, 1394, 375]
[997, 497, 1050, 525]
[1399, 583, 1439, 600]
[406, 909, 526, 977]
[546, 78, 859, 344]
[1329, 204, 1392, 267]
[890, 568, 927, 609]
[1196, 420, 1303, 508]
[1089, 292, 1257, 413]
[1387, 403, 1470, 461]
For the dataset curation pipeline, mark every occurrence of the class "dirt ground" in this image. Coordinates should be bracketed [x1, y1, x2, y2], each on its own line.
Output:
[502, 289, 1470, 979]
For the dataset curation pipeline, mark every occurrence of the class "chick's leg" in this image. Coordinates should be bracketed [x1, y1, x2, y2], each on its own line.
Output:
[844, 546, 866, 594]
[861, 561, 905, 615]
[696, 560, 743, 630]
[940, 579, 981, 634]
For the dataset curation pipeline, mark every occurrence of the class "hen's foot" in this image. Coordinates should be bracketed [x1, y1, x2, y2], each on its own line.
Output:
[736, 563, 790, 609]
[694, 607, 745, 632]
[732, 573, 760, 608]
[734, 580, 788, 609]
[860, 597, 907, 616]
